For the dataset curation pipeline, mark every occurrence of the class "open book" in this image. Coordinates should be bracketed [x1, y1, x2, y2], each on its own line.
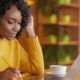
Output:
[63, 55, 80, 80]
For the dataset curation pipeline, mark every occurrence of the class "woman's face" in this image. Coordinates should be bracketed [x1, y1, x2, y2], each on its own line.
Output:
[0, 5, 22, 39]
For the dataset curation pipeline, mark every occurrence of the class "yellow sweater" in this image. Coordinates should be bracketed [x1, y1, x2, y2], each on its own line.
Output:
[0, 36, 44, 78]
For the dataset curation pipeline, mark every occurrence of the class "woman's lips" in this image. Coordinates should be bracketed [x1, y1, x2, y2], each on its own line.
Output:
[10, 33, 17, 37]
[10, 32, 17, 35]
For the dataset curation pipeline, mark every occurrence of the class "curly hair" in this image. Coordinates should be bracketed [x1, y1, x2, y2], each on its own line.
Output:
[0, 0, 30, 37]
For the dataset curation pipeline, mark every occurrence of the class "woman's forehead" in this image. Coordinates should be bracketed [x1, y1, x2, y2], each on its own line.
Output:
[3, 5, 22, 20]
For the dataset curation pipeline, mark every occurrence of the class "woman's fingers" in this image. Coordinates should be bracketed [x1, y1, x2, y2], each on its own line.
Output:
[3, 67, 20, 80]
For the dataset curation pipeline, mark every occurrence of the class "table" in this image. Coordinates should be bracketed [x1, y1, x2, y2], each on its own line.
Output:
[24, 74, 64, 80]
[23, 74, 80, 80]
[22, 66, 80, 80]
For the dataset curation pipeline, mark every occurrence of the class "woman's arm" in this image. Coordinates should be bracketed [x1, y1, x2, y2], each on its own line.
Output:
[18, 16, 44, 76]
[19, 37, 44, 75]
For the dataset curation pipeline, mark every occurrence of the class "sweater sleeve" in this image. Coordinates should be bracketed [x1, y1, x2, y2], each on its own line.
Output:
[19, 36, 44, 75]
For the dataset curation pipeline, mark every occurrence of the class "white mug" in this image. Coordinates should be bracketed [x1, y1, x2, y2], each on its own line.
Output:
[49, 65, 67, 77]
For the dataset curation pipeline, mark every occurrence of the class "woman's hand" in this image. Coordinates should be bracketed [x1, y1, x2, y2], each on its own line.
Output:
[0, 67, 20, 80]
[25, 15, 36, 37]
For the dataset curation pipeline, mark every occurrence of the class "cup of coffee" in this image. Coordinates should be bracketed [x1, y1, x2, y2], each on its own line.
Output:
[49, 65, 67, 77]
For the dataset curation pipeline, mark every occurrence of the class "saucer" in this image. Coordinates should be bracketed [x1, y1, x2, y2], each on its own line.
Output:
[46, 71, 67, 77]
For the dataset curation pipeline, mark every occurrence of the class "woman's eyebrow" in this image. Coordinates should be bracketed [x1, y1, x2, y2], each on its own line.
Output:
[9, 17, 16, 21]
[9, 17, 21, 23]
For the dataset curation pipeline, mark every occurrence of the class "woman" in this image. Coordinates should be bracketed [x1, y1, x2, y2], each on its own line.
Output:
[0, 0, 44, 80]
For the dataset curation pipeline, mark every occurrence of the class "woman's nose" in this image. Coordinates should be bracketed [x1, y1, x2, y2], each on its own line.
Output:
[12, 24, 21, 32]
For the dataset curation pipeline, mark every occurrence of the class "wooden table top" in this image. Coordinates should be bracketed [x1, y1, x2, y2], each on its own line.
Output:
[23, 74, 80, 80]
[23, 74, 65, 80]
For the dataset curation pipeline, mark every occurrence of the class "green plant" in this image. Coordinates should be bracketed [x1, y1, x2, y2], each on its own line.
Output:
[37, 0, 59, 16]
[57, 47, 71, 64]
[43, 46, 58, 66]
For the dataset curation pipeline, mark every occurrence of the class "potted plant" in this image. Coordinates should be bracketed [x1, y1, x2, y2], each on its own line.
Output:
[57, 47, 71, 64]
[37, 0, 59, 16]
[43, 46, 57, 68]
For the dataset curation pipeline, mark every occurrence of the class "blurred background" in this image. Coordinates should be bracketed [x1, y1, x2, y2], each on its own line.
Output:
[20, 0, 80, 69]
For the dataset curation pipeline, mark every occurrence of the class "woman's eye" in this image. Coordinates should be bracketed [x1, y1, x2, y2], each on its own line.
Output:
[18, 22, 21, 25]
[7, 20, 14, 24]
